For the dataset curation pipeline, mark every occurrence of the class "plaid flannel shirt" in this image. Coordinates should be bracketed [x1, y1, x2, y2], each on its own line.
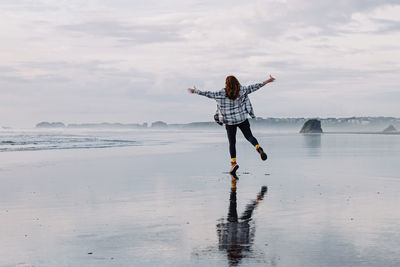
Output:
[194, 83, 265, 125]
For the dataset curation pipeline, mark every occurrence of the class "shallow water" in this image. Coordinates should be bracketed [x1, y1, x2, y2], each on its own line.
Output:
[0, 129, 178, 152]
[0, 130, 399, 266]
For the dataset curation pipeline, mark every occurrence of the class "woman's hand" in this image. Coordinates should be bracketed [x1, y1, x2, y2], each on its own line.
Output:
[187, 85, 196, 94]
[263, 75, 275, 84]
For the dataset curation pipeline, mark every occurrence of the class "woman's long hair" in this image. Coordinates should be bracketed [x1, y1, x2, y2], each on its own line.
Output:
[225, 76, 241, 100]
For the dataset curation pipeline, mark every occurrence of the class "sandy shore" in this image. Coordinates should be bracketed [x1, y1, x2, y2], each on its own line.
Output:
[1, 131, 400, 266]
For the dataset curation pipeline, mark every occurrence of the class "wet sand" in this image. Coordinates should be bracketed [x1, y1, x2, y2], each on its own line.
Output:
[1, 131, 400, 266]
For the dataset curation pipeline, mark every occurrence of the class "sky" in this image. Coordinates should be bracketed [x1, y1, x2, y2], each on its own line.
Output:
[1, 0, 400, 127]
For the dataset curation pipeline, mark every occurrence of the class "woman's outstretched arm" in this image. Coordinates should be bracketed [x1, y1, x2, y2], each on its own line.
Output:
[187, 86, 223, 99]
[245, 75, 276, 94]
[263, 75, 276, 85]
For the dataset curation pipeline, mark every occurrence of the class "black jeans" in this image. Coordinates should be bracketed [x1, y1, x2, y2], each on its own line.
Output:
[225, 119, 259, 159]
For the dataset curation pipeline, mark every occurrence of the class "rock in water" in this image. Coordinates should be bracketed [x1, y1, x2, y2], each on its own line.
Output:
[300, 119, 323, 133]
[382, 125, 397, 133]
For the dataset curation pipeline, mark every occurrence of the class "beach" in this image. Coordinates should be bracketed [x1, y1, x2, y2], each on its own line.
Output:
[1, 129, 400, 267]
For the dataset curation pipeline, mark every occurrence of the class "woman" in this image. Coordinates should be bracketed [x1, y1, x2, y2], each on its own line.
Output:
[188, 75, 275, 174]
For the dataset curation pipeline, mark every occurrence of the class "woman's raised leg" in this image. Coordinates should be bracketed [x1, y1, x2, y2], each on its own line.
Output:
[238, 119, 267, 161]
[238, 119, 258, 146]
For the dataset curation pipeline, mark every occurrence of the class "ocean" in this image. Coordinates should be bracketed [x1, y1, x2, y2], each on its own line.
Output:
[0, 129, 399, 266]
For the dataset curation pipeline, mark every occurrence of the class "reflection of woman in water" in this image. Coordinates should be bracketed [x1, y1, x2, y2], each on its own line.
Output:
[188, 75, 275, 173]
[216, 175, 267, 266]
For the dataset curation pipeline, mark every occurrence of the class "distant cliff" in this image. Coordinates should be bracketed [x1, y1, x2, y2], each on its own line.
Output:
[36, 122, 147, 129]
[36, 122, 65, 128]
[67, 122, 147, 129]
[34, 117, 400, 131]
[151, 121, 168, 128]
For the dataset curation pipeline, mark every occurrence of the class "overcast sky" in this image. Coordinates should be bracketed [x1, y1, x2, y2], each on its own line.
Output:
[1, 0, 399, 127]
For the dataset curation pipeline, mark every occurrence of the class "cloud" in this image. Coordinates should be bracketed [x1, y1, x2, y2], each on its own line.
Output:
[0, 66, 17, 72]
[59, 21, 185, 44]
[0, 0, 400, 127]
[0, 0, 59, 12]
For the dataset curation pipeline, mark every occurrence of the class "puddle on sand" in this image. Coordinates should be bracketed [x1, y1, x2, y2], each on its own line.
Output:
[194, 174, 268, 266]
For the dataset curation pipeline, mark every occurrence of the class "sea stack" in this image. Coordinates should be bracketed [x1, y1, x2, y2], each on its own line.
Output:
[382, 125, 397, 133]
[300, 119, 323, 133]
